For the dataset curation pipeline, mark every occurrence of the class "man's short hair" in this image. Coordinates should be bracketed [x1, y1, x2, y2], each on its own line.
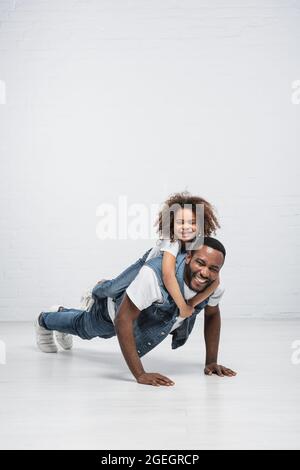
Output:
[190, 236, 226, 259]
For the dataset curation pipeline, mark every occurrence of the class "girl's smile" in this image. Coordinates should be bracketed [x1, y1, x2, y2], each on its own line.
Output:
[174, 207, 199, 242]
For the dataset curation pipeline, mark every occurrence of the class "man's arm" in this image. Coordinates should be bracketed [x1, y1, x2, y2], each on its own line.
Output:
[203, 304, 236, 377]
[115, 294, 175, 387]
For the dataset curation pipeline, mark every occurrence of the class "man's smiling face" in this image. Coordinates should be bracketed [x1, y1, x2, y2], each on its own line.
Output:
[184, 245, 224, 292]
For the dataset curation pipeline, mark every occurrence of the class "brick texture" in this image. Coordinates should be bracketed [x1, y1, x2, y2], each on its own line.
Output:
[0, 0, 300, 320]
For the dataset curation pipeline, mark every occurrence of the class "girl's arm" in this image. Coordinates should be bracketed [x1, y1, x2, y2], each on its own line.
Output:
[188, 276, 220, 309]
[162, 251, 194, 318]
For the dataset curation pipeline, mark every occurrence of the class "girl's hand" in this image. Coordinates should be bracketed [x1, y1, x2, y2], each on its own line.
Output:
[209, 275, 220, 293]
[179, 304, 194, 318]
[187, 275, 221, 308]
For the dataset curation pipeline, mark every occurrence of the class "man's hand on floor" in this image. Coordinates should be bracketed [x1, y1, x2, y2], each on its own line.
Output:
[136, 372, 175, 387]
[204, 363, 237, 377]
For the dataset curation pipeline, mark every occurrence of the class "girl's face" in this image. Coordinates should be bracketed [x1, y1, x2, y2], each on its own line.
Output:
[174, 208, 198, 242]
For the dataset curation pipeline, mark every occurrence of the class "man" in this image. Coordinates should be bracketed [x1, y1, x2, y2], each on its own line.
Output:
[35, 236, 236, 386]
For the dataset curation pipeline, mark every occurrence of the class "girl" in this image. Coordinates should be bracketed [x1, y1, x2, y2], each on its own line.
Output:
[145, 191, 220, 318]
[83, 191, 221, 317]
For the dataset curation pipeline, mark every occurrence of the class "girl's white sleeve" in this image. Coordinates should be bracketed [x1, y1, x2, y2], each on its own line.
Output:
[159, 239, 180, 258]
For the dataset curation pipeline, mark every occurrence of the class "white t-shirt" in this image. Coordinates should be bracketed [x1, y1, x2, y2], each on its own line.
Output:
[107, 265, 224, 332]
[146, 239, 181, 261]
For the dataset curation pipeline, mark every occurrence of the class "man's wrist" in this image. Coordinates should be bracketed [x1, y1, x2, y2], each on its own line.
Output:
[205, 358, 217, 365]
[135, 370, 146, 380]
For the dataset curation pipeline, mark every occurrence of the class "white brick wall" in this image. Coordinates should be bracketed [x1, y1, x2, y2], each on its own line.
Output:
[0, 0, 300, 320]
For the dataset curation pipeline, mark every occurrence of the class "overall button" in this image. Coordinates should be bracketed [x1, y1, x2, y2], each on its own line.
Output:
[161, 331, 165, 335]
[147, 342, 151, 346]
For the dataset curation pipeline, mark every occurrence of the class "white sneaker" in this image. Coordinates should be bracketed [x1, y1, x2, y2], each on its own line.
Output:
[47, 305, 64, 313]
[79, 288, 94, 311]
[55, 331, 73, 350]
[35, 317, 58, 353]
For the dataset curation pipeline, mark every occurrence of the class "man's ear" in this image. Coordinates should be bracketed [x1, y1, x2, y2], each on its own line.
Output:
[185, 251, 193, 264]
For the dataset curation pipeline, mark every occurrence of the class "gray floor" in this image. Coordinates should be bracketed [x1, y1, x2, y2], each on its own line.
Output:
[0, 319, 299, 450]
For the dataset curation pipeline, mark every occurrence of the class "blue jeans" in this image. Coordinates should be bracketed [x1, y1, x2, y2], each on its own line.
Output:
[40, 298, 116, 340]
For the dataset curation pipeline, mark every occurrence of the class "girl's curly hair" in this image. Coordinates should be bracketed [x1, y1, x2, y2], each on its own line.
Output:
[155, 191, 220, 241]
